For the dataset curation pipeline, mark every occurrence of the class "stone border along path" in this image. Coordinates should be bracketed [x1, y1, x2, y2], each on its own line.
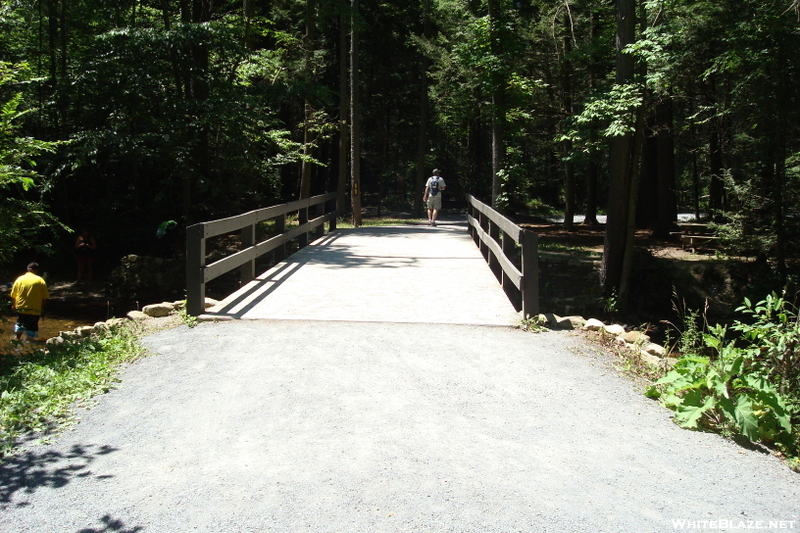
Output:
[1, 221, 798, 532]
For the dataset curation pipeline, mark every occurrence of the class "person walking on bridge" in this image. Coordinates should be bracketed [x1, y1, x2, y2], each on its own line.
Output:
[423, 169, 446, 226]
[10, 262, 49, 342]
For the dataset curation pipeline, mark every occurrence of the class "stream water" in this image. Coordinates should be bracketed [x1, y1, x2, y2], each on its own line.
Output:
[2, 282, 139, 352]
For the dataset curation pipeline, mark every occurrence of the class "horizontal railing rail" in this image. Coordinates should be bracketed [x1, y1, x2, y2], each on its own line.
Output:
[186, 192, 338, 315]
[465, 194, 539, 317]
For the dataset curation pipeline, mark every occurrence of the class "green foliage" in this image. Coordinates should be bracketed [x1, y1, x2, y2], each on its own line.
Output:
[0, 62, 65, 263]
[733, 293, 800, 397]
[557, 83, 644, 156]
[0, 324, 145, 457]
[177, 300, 199, 328]
[336, 217, 421, 229]
[648, 293, 800, 458]
[602, 289, 619, 315]
[709, 174, 777, 259]
[518, 314, 548, 333]
[1, 0, 799, 267]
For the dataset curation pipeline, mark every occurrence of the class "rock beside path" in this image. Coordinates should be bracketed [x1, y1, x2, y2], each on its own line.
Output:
[44, 298, 214, 347]
[534, 312, 669, 365]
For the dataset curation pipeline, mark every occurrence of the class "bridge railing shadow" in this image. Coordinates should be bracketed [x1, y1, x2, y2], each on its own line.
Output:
[204, 221, 475, 319]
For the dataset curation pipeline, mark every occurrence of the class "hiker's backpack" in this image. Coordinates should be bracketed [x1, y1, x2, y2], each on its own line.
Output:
[429, 177, 440, 196]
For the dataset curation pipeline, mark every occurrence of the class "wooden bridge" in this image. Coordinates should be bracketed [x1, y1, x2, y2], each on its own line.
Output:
[186, 194, 539, 325]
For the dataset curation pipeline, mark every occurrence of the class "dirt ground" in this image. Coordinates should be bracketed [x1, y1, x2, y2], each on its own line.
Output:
[521, 221, 786, 335]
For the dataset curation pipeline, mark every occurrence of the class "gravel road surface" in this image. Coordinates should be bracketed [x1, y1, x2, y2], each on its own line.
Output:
[1, 320, 798, 533]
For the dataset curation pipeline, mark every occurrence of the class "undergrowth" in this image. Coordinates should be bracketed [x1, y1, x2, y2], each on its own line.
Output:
[0, 323, 146, 458]
[648, 291, 800, 470]
[336, 216, 423, 229]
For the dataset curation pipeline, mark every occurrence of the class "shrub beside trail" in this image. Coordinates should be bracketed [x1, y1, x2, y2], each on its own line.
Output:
[647, 292, 800, 471]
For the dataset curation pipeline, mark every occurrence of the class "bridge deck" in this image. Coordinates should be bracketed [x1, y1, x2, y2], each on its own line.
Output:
[205, 220, 522, 326]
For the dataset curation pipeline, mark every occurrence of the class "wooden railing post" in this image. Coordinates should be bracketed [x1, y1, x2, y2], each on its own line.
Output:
[315, 200, 325, 239]
[275, 214, 286, 262]
[328, 197, 337, 232]
[521, 229, 540, 318]
[478, 211, 489, 261]
[186, 223, 206, 316]
[298, 202, 309, 249]
[501, 229, 518, 308]
[240, 223, 255, 284]
[488, 220, 501, 282]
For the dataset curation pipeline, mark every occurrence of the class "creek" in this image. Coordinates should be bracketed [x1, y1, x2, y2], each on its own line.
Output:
[2, 283, 139, 350]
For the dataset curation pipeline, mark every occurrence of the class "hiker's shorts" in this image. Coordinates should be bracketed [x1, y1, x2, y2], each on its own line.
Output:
[15, 313, 40, 339]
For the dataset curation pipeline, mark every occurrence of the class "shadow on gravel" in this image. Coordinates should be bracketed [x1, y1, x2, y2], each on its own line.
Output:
[77, 514, 144, 532]
[0, 443, 117, 507]
[731, 434, 772, 455]
[1, 444, 143, 531]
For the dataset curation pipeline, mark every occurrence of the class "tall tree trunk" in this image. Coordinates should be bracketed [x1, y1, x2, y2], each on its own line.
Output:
[243, 0, 255, 49]
[601, 0, 638, 300]
[562, 11, 575, 231]
[708, 120, 723, 216]
[585, 157, 599, 225]
[773, 48, 788, 278]
[654, 97, 677, 237]
[160, 0, 172, 30]
[637, 126, 657, 229]
[618, 108, 645, 306]
[583, 4, 601, 227]
[59, 0, 69, 126]
[183, 0, 211, 225]
[46, 0, 59, 128]
[337, 2, 349, 217]
[60, 0, 67, 78]
[349, 0, 362, 226]
[618, 0, 648, 307]
[299, 0, 317, 200]
[180, 0, 190, 99]
[414, 0, 432, 218]
[488, 0, 504, 209]
[706, 76, 723, 217]
[160, 0, 184, 96]
[774, 128, 786, 278]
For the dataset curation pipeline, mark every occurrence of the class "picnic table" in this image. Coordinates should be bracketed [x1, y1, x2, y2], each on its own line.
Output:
[671, 222, 717, 252]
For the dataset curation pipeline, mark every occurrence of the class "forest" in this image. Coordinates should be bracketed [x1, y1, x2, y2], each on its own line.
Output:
[1, 0, 799, 302]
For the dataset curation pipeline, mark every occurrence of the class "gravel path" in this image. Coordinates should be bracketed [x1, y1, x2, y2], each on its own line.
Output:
[1, 320, 798, 533]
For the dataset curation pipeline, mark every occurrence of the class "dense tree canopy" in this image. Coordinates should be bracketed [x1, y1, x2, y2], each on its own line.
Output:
[1, 0, 798, 297]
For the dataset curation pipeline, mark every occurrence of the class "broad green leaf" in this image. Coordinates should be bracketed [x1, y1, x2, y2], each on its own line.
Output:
[733, 396, 759, 442]
[754, 389, 793, 433]
[717, 396, 736, 422]
[675, 395, 716, 429]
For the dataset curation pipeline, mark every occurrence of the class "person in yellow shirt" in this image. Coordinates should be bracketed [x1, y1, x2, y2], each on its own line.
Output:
[10, 262, 49, 341]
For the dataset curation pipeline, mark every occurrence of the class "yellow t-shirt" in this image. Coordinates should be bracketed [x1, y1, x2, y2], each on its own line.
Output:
[10, 272, 49, 316]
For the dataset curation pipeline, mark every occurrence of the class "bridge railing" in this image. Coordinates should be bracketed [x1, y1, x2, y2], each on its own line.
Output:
[465, 194, 539, 317]
[186, 192, 338, 315]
